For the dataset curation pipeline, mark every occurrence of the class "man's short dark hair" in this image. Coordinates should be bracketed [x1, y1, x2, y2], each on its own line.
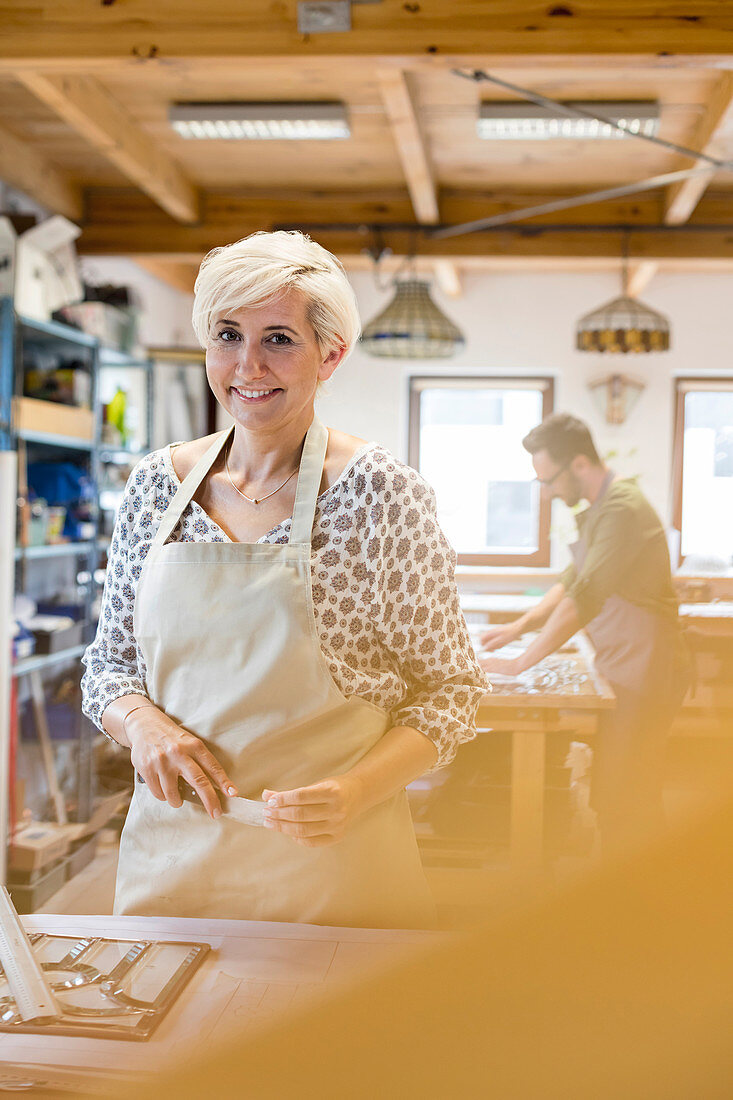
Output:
[522, 413, 601, 466]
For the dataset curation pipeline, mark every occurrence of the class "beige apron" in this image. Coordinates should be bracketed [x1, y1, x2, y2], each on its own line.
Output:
[114, 418, 435, 928]
[570, 472, 687, 696]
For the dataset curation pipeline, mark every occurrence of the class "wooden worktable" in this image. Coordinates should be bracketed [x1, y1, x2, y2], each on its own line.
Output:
[0, 914, 436, 1094]
[476, 634, 614, 871]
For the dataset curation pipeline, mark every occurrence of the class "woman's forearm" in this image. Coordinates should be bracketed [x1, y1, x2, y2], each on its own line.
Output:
[101, 693, 156, 749]
[346, 725, 439, 816]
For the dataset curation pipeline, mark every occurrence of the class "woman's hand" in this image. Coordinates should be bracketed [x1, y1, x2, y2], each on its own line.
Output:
[126, 707, 238, 820]
[261, 776, 364, 847]
[479, 622, 522, 652]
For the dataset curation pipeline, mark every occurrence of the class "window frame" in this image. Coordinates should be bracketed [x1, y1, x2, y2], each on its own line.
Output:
[672, 375, 733, 566]
[407, 375, 555, 567]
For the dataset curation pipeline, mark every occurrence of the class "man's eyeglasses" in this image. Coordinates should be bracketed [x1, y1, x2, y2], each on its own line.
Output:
[535, 462, 570, 487]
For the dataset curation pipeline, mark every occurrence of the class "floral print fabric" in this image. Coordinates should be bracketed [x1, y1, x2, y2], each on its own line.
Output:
[81, 440, 487, 768]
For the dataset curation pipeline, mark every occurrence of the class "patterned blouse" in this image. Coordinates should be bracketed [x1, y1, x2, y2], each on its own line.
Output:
[80, 439, 488, 768]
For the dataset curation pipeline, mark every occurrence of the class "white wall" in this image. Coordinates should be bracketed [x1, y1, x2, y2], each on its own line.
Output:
[82, 259, 733, 537]
[78, 257, 195, 348]
[319, 269, 733, 533]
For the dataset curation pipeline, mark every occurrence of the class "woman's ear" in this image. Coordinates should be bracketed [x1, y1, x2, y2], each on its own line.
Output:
[318, 343, 348, 382]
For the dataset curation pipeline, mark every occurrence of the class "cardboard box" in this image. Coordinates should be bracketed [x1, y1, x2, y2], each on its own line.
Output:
[8, 822, 71, 873]
[57, 791, 130, 844]
[13, 396, 95, 441]
[14, 215, 84, 322]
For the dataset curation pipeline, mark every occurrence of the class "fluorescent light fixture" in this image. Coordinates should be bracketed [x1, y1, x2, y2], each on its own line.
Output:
[477, 101, 659, 140]
[169, 102, 350, 140]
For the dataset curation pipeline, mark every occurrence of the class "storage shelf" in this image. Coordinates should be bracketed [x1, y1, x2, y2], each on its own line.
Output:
[17, 428, 95, 451]
[18, 313, 98, 349]
[98, 446, 148, 464]
[13, 644, 88, 678]
[15, 541, 98, 561]
[98, 348, 149, 368]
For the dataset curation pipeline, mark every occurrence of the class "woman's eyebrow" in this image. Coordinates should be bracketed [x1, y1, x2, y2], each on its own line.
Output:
[214, 320, 299, 334]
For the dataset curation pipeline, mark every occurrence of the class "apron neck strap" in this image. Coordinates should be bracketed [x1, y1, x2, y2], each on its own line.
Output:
[150, 418, 327, 554]
[151, 426, 235, 553]
[290, 417, 328, 545]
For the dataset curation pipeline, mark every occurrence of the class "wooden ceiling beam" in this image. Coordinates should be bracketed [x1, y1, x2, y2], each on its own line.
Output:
[664, 72, 733, 226]
[433, 261, 463, 297]
[0, 121, 82, 221]
[134, 258, 198, 296]
[2, 3, 733, 65]
[75, 186, 733, 262]
[626, 260, 658, 297]
[378, 70, 439, 224]
[17, 72, 199, 223]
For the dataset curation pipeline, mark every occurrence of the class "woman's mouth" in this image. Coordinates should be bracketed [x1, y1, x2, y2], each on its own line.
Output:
[230, 386, 281, 405]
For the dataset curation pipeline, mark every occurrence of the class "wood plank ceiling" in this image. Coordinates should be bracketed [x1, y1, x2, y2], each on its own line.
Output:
[2, 2, 733, 295]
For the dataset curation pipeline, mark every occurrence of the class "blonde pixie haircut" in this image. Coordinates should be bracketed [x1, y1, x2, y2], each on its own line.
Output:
[192, 230, 361, 359]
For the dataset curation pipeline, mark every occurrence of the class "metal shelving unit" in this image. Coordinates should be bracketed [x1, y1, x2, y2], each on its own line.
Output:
[1, 296, 153, 846]
[12, 645, 88, 679]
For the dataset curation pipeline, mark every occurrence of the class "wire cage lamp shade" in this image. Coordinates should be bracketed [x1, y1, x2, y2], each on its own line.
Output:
[576, 294, 670, 353]
[361, 279, 465, 359]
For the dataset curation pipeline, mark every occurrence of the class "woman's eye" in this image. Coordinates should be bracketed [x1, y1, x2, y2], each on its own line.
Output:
[268, 332, 292, 346]
[217, 329, 239, 342]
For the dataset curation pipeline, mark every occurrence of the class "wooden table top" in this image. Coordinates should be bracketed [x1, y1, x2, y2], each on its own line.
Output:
[471, 629, 615, 712]
[2, 914, 436, 1092]
[462, 592, 733, 624]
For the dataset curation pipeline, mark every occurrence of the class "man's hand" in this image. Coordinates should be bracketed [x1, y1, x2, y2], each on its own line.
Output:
[478, 654, 528, 677]
[479, 622, 522, 652]
[127, 707, 238, 820]
[261, 776, 364, 847]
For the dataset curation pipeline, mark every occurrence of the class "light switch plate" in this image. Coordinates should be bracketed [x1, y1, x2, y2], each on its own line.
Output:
[297, 2, 351, 34]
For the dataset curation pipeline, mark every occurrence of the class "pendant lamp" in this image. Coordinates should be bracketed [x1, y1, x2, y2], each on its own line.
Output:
[361, 279, 465, 359]
[575, 237, 670, 354]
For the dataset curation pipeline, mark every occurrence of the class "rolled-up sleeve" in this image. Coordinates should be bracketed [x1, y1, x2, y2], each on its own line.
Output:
[365, 467, 489, 769]
[564, 503, 641, 627]
[80, 464, 148, 736]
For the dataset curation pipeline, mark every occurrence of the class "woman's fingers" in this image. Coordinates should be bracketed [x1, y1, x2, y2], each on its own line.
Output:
[264, 802, 331, 824]
[159, 769, 184, 809]
[263, 816, 333, 839]
[140, 771, 166, 803]
[179, 764, 223, 820]
[194, 745, 238, 798]
[262, 783, 336, 807]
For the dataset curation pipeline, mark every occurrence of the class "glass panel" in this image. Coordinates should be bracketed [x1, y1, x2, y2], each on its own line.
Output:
[681, 389, 733, 559]
[417, 385, 544, 557]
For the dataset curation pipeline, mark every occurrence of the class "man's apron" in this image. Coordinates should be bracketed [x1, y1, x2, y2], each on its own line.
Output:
[569, 472, 685, 697]
[569, 473, 689, 845]
[114, 418, 435, 928]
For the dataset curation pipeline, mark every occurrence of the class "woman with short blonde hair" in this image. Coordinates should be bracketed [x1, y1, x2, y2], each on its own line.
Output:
[82, 230, 486, 928]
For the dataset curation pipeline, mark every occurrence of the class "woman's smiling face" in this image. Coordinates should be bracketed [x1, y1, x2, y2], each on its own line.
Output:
[205, 290, 343, 432]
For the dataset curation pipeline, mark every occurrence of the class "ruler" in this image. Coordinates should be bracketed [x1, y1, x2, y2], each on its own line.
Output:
[0, 886, 58, 1021]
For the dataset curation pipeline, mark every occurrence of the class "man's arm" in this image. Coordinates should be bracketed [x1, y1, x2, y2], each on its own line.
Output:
[480, 596, 580, 676]
[480, 582, 568, 651]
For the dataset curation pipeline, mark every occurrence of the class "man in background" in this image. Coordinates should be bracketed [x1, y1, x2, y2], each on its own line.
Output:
[480, 412, 690, 854]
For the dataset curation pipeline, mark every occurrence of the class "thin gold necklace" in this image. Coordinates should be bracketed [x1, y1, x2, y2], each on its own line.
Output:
[224, 438, 298, 506]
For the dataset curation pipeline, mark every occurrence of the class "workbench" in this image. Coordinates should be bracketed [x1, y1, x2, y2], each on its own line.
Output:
[0, 913, 436, 1094]
[471, 630, 615, 871]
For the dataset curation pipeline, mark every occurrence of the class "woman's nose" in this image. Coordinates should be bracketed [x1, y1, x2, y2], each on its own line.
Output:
[235, 342, 268, 377]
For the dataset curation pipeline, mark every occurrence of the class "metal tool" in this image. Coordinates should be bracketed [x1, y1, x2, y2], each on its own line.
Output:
[59, 942, 151, 1017]
[0, 886, 57, 1022]
[137, 774, 265, 826]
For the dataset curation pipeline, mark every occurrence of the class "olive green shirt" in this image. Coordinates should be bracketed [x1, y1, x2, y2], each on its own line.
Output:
[560, 477, 680, 629]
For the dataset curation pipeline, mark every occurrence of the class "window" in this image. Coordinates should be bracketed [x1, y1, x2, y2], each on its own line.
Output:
[408, 376, 554, 566]
[673, 378, 733, 564]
